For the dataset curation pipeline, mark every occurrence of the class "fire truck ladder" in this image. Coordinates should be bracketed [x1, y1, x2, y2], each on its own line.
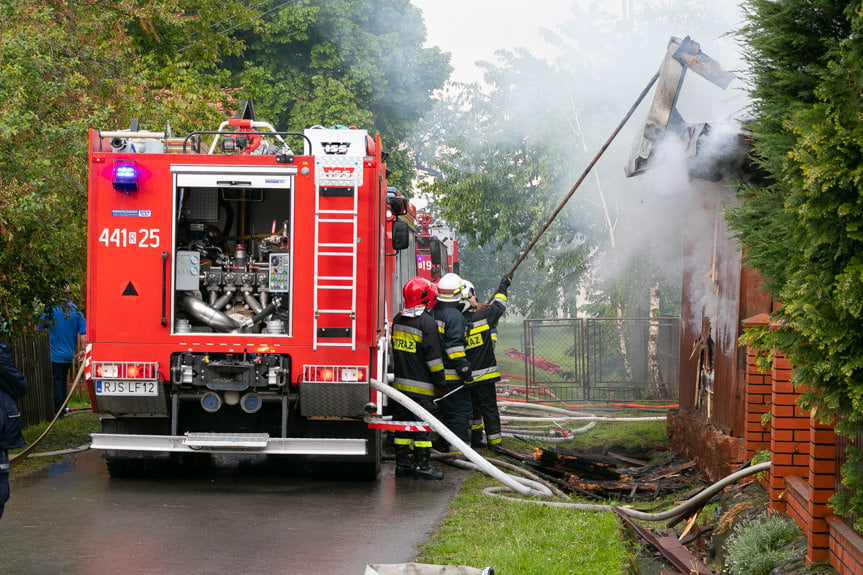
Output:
[313, 156, 362, 351]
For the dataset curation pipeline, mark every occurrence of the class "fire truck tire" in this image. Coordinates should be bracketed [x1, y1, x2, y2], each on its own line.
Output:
[101, 417, 171, 478]
[352, 429, 382, 481]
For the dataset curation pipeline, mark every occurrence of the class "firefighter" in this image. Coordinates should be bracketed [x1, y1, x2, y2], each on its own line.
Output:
[462, 276, 511, 450]
[390, 277, 445, 480]
[0, 324, 28, 520]
[432, 273, 474, 451]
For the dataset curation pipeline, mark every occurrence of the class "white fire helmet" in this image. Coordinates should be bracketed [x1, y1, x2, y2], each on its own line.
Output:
[436, 273, 465, 302]
[461, 280, 476, 301]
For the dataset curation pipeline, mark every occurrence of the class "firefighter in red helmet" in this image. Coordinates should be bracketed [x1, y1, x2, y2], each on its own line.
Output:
[390, 277, 445, 480]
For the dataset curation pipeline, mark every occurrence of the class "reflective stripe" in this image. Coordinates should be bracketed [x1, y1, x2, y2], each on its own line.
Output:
[427, 358, 443, 372]
[470, 366, 500, 381]
[489, 437, 502, 445]
[494, 293, 507, 304]
[393, 324, 423, 337]
[470, 421, 484, 431]
[443, 369, 463, 382]
[394, 437, 413, 446]
[414, 440, 433, 448]
[393, 378, 436, 396]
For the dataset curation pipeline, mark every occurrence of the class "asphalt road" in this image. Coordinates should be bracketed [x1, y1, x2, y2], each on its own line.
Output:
[0, 449, 467, 575]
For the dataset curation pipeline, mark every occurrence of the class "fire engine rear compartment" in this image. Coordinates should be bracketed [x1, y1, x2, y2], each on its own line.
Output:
[87, 126, 386, 477]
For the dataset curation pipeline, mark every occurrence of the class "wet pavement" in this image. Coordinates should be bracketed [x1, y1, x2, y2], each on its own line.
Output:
[0, 450, 466, 575]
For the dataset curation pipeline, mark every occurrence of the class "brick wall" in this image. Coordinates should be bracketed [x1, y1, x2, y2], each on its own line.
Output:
[742, 314, 771, 459]
[741, 318, 863, 572]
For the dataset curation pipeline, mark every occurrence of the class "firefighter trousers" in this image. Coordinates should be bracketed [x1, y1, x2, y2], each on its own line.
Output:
[437, 381, 472, 450]
[391, 394, 437, 451]
[469, 380, 502, 446]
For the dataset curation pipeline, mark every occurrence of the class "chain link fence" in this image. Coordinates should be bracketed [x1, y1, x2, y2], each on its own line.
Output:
[501, 317, 679, 403]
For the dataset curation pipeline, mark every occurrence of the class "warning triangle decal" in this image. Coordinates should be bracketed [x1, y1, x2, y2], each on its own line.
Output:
[122, 282, 138, 296]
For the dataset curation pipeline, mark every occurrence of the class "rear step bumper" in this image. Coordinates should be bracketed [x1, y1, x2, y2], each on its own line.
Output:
[90, 432, 367, 455]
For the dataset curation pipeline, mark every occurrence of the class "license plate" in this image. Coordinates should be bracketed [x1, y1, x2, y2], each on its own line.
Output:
[95, 380, 158, 396]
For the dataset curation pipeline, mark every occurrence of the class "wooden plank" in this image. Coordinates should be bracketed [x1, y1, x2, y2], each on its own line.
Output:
[654, 537, 713, 575]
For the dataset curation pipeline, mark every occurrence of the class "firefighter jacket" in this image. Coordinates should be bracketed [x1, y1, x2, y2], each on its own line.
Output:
[464, 291, 507, 384]
[433, 301, 473, 384]
[0, 340, 27, 453]
[391, 306, 445, 397]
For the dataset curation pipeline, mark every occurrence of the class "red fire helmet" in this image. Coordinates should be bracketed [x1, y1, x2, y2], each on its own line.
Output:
[403, 277, 437, 309]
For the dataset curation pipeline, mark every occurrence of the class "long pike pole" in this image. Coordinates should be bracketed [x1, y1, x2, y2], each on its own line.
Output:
[506, 70, 660, 277]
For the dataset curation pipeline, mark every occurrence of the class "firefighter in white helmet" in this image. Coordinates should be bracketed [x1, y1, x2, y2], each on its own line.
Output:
[462, 275, 511, 449]
[390, 277, 445, 480]
[432, 273, 474, 450]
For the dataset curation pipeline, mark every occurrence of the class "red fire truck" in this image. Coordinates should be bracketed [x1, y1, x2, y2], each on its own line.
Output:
[415, 213, 459, 282]
[86, 105, 418, 477]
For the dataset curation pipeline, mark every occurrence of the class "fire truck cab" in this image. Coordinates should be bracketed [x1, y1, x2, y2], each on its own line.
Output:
[86, 107, 416, 477]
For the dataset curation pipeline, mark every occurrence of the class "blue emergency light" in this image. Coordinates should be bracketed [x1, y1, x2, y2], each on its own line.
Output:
[112, 160, 138, 192]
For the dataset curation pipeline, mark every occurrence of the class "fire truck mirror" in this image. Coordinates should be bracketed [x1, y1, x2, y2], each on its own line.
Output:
[392, 220, 410, 251]
[430, 239, 442, 266]
[388, 196, 407, 216]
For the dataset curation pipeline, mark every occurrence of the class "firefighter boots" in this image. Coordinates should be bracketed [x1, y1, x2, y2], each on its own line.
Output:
[394, 444, 415, 478]
[412, 447, 444, 480]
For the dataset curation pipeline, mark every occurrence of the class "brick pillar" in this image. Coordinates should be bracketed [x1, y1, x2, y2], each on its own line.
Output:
[768, 345, 809, 513]
[742, 314, 772, 459]
[807, 415, 837, 564]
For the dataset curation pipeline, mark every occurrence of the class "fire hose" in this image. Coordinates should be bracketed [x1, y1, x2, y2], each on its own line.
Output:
[482, 461, 771, 522]
[9, 361, 87, 467]
[496, 401, 664, 442]
[370, 378, 552, 498]
[372, 378, 770, 522]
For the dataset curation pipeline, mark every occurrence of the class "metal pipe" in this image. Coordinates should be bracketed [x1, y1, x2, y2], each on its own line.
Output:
[178, 292, 239, 332]
[504, 70, 661, 279]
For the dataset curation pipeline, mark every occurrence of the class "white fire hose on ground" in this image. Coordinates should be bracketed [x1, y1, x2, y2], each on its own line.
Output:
[371, 378, 772, 522]
[371, 379, 552, 498]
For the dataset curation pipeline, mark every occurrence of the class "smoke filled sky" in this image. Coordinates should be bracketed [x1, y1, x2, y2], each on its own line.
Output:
[412, 0, 747, 89]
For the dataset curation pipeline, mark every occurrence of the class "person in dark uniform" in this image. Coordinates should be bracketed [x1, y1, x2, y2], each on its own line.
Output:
[390, 277, 445, 480]
[432, 273, 474, 452]
[0, 326, 28, 520]
[462, 275, 510, 450]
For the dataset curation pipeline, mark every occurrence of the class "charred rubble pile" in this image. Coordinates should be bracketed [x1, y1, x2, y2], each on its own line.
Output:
[495, 443, 705, 501]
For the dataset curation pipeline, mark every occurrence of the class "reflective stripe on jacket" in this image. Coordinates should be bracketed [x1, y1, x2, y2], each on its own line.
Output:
[464, 294, 507, 383]
[433, 301, 472, 382]
[391, 310, 445, 397]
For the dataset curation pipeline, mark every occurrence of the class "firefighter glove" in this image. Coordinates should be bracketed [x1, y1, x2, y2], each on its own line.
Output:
[497, 274, 512, 294]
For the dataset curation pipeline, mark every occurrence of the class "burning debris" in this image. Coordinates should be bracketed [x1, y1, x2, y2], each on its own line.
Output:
[495, 444, 705, 501]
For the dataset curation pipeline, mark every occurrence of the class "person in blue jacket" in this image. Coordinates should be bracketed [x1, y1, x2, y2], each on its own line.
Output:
[39, 300, 86, 416]
[0, 328, 28, 520]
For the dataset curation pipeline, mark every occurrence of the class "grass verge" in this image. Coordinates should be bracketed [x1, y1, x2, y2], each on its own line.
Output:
[418, 418, 671, 574]
[9, 409, 100, 476]
[418, 471, 631, 574]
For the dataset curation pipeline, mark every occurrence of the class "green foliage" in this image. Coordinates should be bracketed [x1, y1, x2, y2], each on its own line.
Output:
[414, 2, 729, 318]
[0, 0, 257, 335]
[0, 0, 445, 335]
[722, 513, 799, 575]
[228, 0, 450, 192]
[830, 446, 863, 532]
[738, 325, 773, 373]
[729, 0, 863, 527]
